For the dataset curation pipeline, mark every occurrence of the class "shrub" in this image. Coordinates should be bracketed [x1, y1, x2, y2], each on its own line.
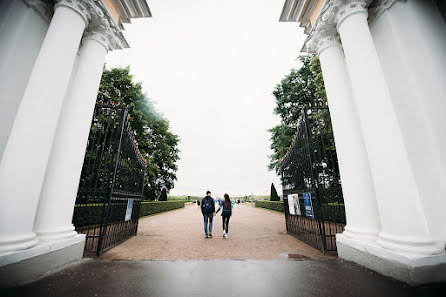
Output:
[159, 188, 168, 201]
[254, 200, 346, 224]
[73, 204, 105, 228]
[73, 201, 185, 228]
[270, 183, 280, 201]
[318, 204, 346, 224]
[139, 201, 184, 217]
[294, 201, 346, 224]
[168, 195, 199, 201]
[255, 200, 284, 212]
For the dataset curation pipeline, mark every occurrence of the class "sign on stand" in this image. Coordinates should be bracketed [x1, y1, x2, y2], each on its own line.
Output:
[287, 194, 301, 215]
[125, 199, 134, 221]
[303, 193, 314, 218]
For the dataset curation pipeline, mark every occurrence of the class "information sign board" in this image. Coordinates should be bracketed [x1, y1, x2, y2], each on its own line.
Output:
[303, 193, 314, 218]
[287, 194, 301, 216]
[125, 199, 134, 221]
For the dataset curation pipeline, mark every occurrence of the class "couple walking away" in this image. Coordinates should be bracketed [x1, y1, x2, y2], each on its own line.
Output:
[201, 191, 232, 239]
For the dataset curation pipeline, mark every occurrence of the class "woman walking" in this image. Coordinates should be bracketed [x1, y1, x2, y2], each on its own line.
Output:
[217, 193, 232, 238]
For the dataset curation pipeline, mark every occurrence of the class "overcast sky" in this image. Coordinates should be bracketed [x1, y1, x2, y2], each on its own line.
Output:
[105, 0, 306, 197]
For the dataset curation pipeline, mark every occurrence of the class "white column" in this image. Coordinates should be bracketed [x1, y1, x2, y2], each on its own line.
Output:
[34, 24, 111, 241]
[309, 28, 380, 242]
[335, 0, 443, 255]
[0, 0, 90, 253]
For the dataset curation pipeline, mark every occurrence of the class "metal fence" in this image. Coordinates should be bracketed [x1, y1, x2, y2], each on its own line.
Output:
[73, 103, 146, 256]
[280, 102, 345, 253]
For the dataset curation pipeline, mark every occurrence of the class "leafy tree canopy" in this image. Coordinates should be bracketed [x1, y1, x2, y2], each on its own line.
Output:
[97, 66, 180, 199]
[268, 55, 326, 173]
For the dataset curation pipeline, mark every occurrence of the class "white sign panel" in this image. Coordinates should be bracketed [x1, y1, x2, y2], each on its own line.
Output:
[125, 199, 134, 221]
[287, 194, 301, 216]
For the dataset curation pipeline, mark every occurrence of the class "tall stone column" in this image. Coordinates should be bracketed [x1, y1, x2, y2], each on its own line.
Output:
[306, 27, 380, 242]
[34, 18, 115, 241]
[334, 0, 442, 255]
[0, 0, 91, 253]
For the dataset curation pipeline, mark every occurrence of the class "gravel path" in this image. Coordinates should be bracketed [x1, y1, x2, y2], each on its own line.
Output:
[100, 204, 334, 261]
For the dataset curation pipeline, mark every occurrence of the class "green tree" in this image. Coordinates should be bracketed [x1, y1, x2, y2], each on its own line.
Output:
[97, 66, 180, 199]
[270, 183, 280, 201]
[268, 55, 326, 173]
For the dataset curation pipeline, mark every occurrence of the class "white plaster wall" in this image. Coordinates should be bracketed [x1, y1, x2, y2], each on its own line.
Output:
[370, 0, 446, 243]
[0, 0, 49, 160]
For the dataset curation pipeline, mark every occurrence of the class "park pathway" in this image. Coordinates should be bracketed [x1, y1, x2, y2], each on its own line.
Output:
[101, 203, 331, 261]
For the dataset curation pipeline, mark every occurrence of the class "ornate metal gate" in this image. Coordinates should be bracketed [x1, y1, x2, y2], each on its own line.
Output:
[280, 102, 345, 252]
[73, 103, 146, 256]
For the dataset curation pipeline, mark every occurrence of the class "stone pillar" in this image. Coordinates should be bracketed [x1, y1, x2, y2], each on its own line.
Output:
[0, 0, 90, 253]
[335, 0, 442, 255]
[307, 27, 380, 242]
[34, 19, 113, 241]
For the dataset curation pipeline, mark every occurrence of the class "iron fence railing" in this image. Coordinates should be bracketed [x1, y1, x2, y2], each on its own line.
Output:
[73, 102, 146, 256]
[280, 102, 345, 253]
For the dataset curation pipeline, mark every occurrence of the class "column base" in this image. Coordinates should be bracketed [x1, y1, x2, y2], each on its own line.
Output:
[35, 225, 77, 242]
[377, 232, 444, 255]
[343, 225, 379, 242]
[0, 233, 85, 287]
[336, 233, 446, 285]
[0, 232, 38, 254]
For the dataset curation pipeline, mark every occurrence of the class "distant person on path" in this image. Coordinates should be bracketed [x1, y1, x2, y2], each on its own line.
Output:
[215, 196, 223, 212]
[197, 199, 200, 210]
[201, 191, 215, 238]
[216, 193, 232, 238]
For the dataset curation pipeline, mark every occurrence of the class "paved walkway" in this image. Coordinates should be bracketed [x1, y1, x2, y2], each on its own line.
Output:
[101, 204, 332, 261]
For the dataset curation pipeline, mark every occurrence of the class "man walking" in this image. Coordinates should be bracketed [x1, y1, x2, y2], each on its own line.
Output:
[201, 191, 215, 238]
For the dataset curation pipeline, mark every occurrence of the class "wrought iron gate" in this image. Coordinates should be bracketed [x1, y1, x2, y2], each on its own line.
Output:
[73, 103, 146, 256]
[280, 102, 345, 252]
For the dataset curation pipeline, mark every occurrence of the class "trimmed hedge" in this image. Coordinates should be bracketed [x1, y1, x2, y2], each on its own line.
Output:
[255, 200, 284, 212]
[139, 201, 185, 217]
[73, 200, 185, 228]
[255, 200, 346, 224]
[319, 204, 346, 224]
[168, 196, 198, 201]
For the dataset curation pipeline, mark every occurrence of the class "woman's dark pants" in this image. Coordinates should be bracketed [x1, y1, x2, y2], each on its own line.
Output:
[222, 215, 230, 233]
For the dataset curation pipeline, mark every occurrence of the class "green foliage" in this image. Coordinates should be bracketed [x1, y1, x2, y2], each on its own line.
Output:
[253, 195, 270, 201]
[255, 200, 284, 212]
[139, 201, 185, 217]
[309, 56, 326, 102]
[318, 204, 346, 224]
[168, 196, 200, 201]
[72, 201, 185, 228]
[270, 183, 280, 201]
[73, 204, 107, 228]
[232, 195, 270, 202]
[97, 67, 180, 198]
[159, 188, 167, 201]
[268, 125, 296, 172]
[146, 187, 157, 201]
[285, 200, 346, 224]
[269, 55, 326, 173]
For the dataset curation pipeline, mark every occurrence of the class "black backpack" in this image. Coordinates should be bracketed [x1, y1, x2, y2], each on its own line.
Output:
[202, 197, 213, 214]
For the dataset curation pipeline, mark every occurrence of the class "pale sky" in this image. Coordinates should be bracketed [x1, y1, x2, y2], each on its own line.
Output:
[105, 0, 306, 197]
